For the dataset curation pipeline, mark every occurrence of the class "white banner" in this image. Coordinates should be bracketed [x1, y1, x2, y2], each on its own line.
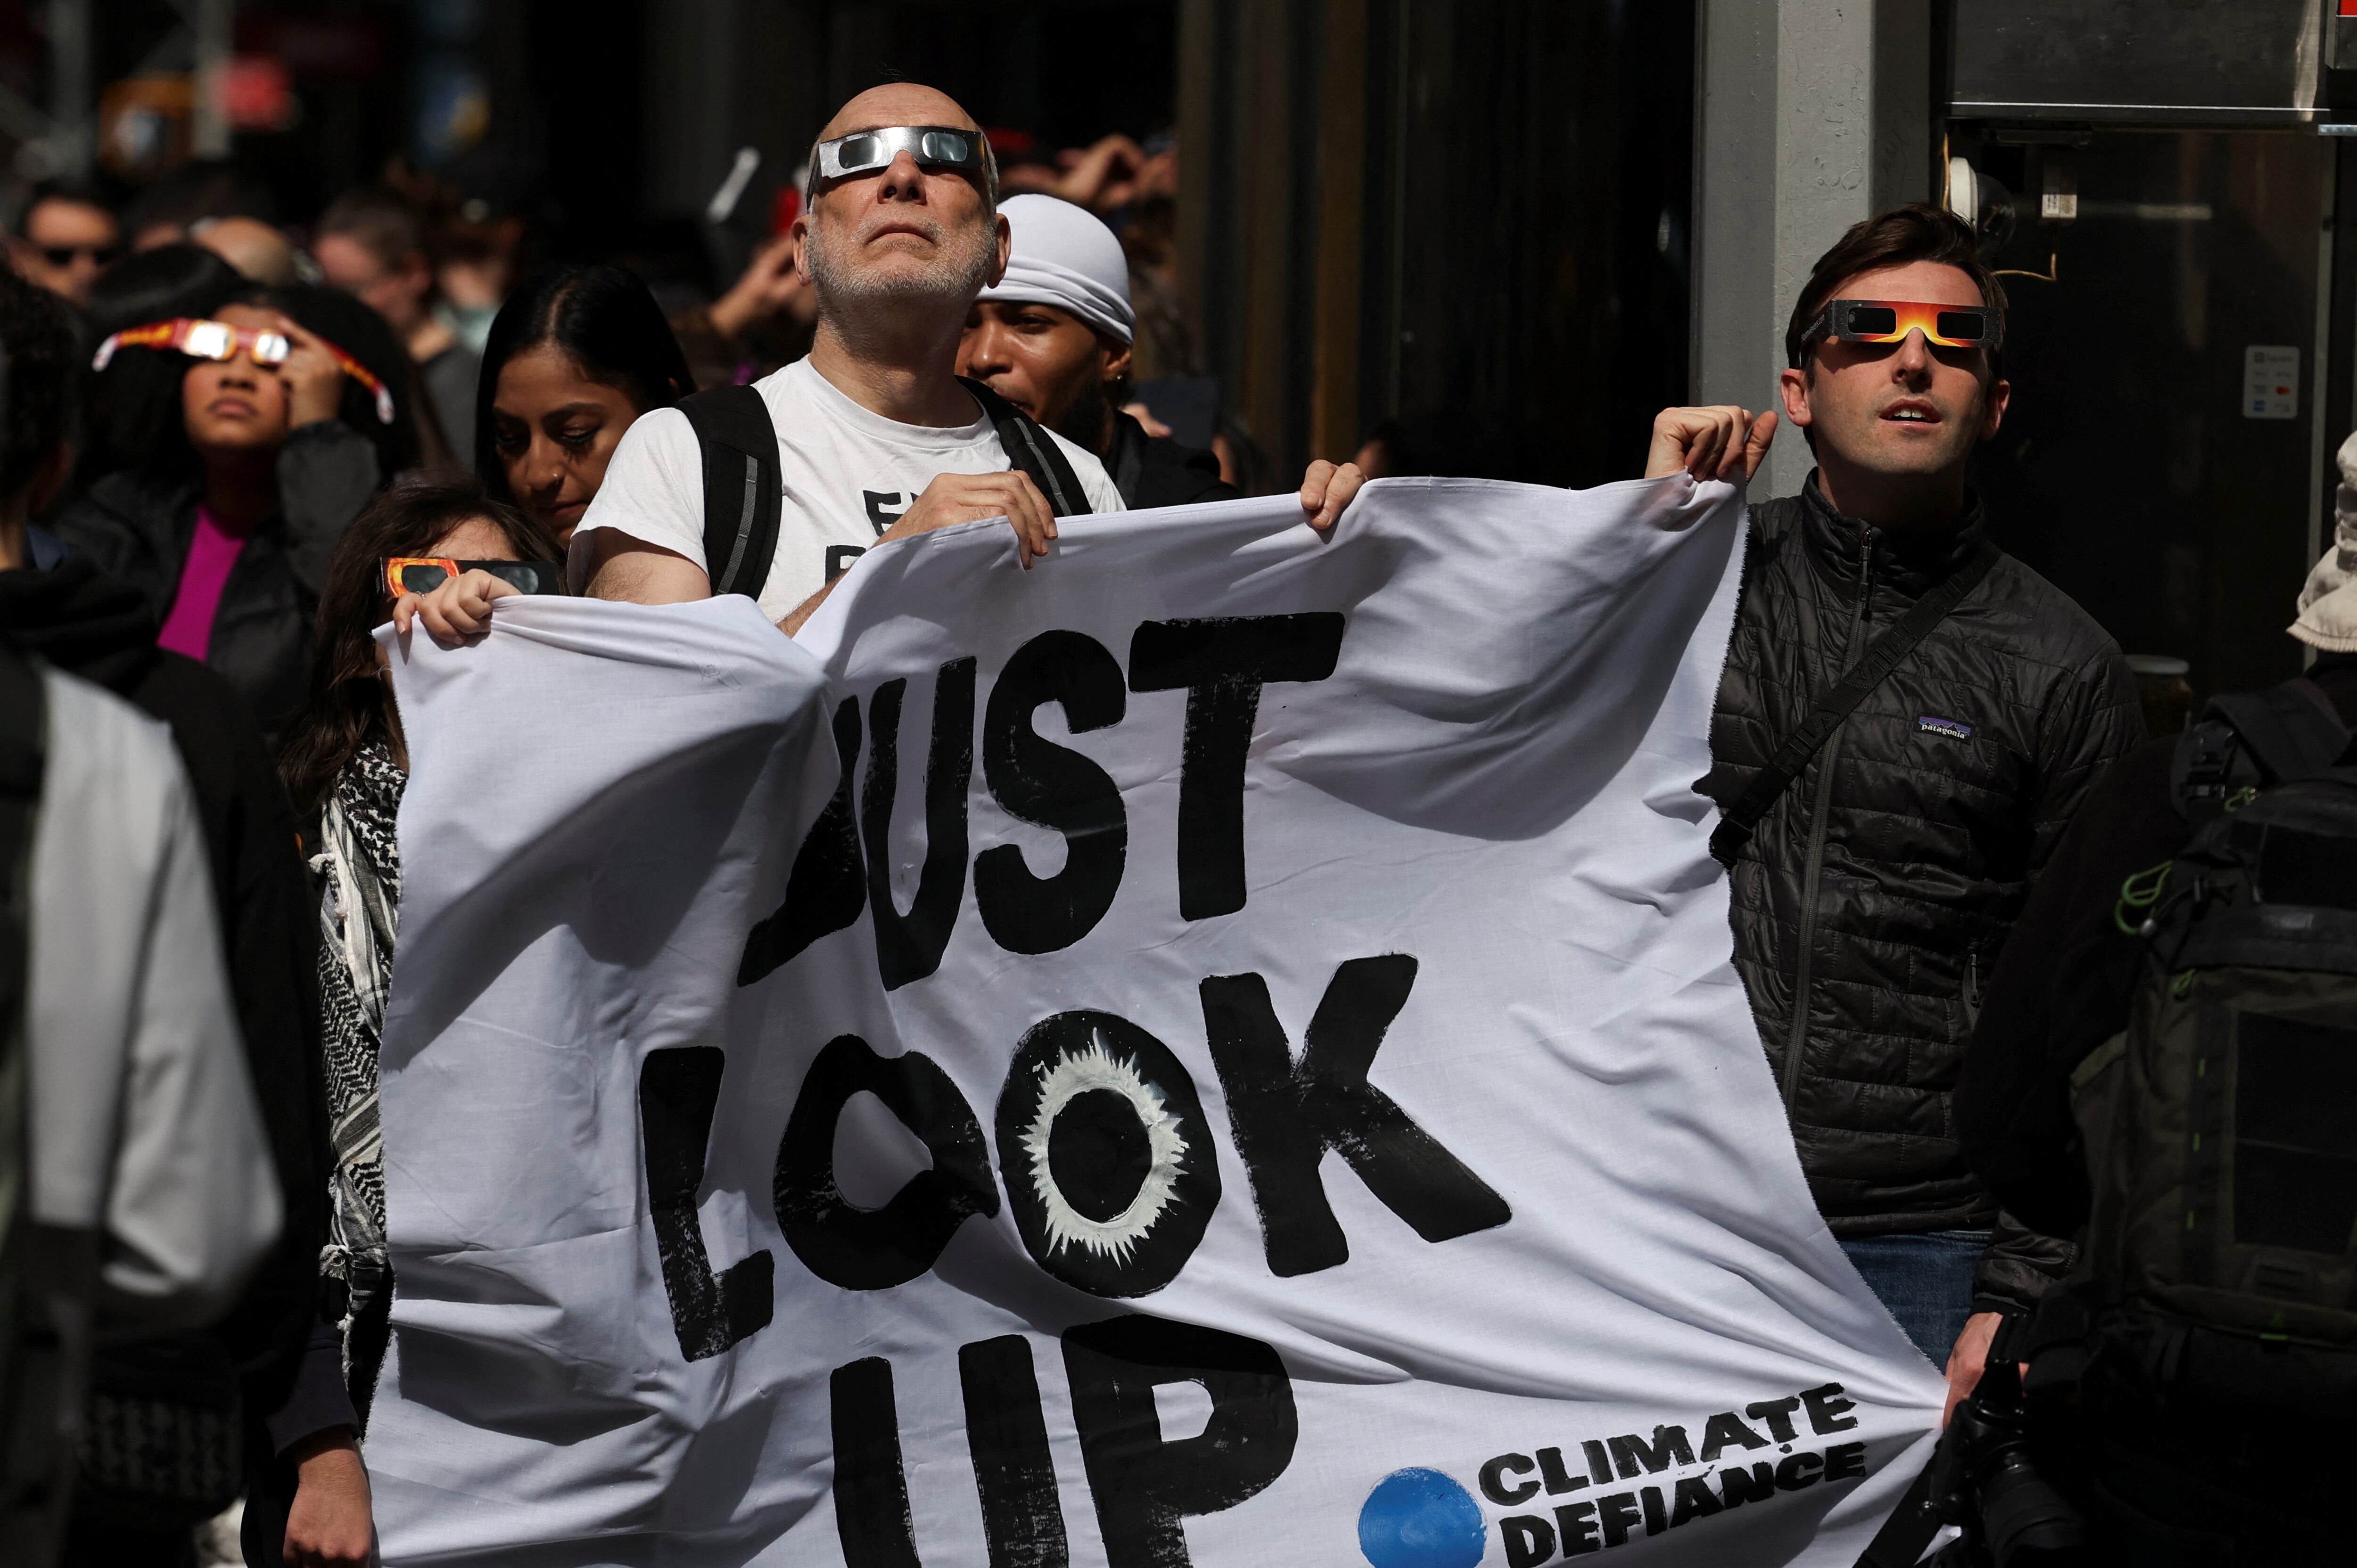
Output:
[370, 477, 1942, 1568]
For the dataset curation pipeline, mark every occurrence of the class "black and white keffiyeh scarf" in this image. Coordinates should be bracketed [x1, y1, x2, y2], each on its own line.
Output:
[312, 738, 405, 1374]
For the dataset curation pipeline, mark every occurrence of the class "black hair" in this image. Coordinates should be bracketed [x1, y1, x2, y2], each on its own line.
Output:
[0, 268, 80, 502]
[120, 158, 276, 241]
[269, 282, 425, 477]
[473, 264, 692, 503]
[84, 243, 247, 338]
[14, 178, 116, 240]
[76, 244, 247, 487]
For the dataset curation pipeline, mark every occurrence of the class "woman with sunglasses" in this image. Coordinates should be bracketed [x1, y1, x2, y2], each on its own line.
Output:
[264, 480, 560, 1568]
[475, 263, 693, 548]
[54, 278, 422, 735]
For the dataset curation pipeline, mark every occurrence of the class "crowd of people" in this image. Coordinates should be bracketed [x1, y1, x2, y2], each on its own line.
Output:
[0, 76, 2340, 1568]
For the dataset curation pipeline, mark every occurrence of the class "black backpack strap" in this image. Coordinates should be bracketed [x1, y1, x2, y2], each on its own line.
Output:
[1105, 411, 1148, 508]
[1711, 539, 2001, 867]
[2170, 679, 2351, 819]
[2207, 681, 2348, 783]
[2169, 713, 2241, 821]
[957, 375, 1088, 517]
[680, 384, 783, 602]
[1850, 1455, 1945, 1568]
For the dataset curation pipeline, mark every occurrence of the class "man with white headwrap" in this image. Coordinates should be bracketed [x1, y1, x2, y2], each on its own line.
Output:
[1951, 427, 2357, 1561]
[958, 194, 1236, 509]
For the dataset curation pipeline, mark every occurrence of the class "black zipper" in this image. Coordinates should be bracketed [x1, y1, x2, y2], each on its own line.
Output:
[1781, 525, 1873, 1110]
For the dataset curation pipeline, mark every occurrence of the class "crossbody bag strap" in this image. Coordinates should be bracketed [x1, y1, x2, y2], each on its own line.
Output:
[1710, 539, 2001, 868]
[957, 375, 1088, 517]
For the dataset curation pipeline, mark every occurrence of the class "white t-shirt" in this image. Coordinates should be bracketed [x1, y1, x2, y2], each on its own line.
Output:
[572, 359, 1124, 623]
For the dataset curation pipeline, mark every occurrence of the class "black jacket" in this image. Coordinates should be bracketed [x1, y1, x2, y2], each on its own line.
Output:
[50, 421, 380, 733]
[1702, 476, 2142, 1236]
[0, 558, 330, 1429]
[1104, 411, 1238, 509]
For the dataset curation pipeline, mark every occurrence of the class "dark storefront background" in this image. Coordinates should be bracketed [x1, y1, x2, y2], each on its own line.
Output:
[1964, 128, 2332, 698]
[1181, 0, 1695, 487]
[0, 0, 1696, 486]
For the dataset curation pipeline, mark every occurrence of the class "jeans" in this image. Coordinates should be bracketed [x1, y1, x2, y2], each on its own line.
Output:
[1838, 1228, 1989, 1364]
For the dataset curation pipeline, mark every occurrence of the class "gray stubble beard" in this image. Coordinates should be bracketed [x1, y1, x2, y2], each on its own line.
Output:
[807, 208, 997, 335]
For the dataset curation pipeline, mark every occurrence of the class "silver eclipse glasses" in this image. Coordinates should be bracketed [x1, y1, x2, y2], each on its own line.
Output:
[811, 125, 991, 190]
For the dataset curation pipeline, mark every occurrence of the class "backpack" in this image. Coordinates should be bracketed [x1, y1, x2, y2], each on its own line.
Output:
[683, 375, 1089, 605]
[2069, 678, 2357, 1413]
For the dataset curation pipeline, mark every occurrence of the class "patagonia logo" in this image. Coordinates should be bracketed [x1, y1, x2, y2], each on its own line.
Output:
[1916, 715, 1973, 740]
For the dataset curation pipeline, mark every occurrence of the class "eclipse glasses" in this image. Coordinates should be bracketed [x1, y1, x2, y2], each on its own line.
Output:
[809, 125, 991, 193]
[383, 558, 563, 599]
[92, 317, 396, 425]
[1797, 298, 2004, 366]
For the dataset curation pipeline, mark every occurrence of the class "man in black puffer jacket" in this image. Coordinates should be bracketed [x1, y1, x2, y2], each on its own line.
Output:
[1648, 206, 2142, 1411]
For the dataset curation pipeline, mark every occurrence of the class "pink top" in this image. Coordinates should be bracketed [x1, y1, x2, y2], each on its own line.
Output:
[156, 505, 252, 661]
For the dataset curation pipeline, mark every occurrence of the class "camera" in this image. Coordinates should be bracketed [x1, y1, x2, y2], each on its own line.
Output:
[1858, 1350, 2085, 1568]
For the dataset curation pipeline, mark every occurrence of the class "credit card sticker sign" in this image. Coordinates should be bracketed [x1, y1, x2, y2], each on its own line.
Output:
[2245, 345, 2298, 420]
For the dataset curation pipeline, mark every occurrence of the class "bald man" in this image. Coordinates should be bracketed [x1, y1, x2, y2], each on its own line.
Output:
[566, 83, 1360, 640]
[192, 215, 302, 287]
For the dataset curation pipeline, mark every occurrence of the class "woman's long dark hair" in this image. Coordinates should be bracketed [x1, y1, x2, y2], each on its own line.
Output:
[272, 282, 426, 477]
[473, 263, 692, 504]
[78, 264, 424, 489]
[77, 244, 246, 487]
[277, 478, 561, 821]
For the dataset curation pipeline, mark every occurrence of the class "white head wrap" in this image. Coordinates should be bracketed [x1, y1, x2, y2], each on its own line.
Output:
[977, 194, 1135, 345]
[2292, 428, 2357, 651]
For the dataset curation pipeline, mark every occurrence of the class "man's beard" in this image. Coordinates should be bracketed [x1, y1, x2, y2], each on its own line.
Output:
[1048, 372, 1114, 455]
[807, 210, 997, 317]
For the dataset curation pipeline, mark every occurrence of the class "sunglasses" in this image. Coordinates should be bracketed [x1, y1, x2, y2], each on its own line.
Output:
[1802, 299, 2004, 362]
[92, 317, 397, 425]
[38, 242, 119, 267]
[811, 125, 989, 191]
[383, 558, 563, 598]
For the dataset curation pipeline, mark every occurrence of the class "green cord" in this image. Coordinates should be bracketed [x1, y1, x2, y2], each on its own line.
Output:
[2115, 860, 2173, 936]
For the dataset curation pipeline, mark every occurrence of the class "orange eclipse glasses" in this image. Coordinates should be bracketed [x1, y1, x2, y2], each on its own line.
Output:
[92, 317, 396, 426]
[384, 558, 563, 598]
[1796, 298, 2004, 367]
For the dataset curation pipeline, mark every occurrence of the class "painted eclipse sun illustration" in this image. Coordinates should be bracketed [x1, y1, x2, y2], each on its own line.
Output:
[1021, 1030, 1190, 1263]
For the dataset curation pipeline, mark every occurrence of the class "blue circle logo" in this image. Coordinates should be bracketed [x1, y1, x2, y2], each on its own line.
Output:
[1358, 1467, 1486, 1568]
